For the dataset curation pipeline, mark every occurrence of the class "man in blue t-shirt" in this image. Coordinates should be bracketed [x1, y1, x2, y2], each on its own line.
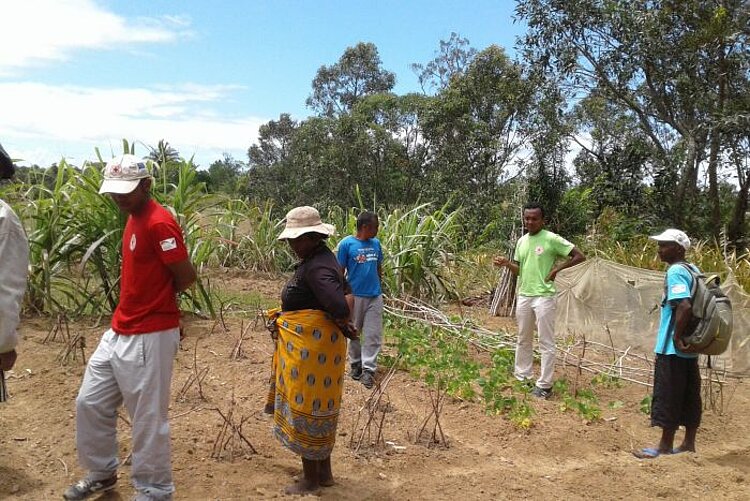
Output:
[634, 229, 701, 459]
[337, 211, 383, 389]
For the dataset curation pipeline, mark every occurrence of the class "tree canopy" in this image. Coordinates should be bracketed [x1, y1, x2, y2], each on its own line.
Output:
[83, 4, 748, 247]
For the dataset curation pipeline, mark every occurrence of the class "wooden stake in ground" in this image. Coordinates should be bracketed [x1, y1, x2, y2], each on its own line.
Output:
[210, 392, 258, 461]
[489, 209, 522, 317]
[43, 314, 87, 365]
[229, 320, 252, 360]
[349, 358, 400, 453]
[176, 338, 209, 402]
[44, 313, 70, 344]
[57, 332, 87, 366]
[702, 360, 727, 414]
[415, 380, 449, 448]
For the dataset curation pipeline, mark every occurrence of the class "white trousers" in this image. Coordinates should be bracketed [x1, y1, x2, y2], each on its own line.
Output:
[75, 328, 179, 500]
[515, 296, 557, 390]
[348, 295, 384, 372]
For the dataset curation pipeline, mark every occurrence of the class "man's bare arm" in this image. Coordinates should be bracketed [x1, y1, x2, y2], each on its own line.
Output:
[493, 256, 520, 275]
[672, 298, 694, 352]
[166, 259, 197, 292]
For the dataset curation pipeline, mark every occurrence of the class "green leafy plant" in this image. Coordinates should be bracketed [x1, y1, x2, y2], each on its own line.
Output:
[554, 379, 602, 422]
[591, 373, 622, 389]
[387, 317, 534, 428]
[3, 145, 221, 319]
[378, 203, 462, 300]
[640, 395, 652, 415]
[387, 318, 479, 400]
[478, 348, 534, 428]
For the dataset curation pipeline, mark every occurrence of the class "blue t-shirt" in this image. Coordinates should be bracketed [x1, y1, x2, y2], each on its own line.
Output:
[655, 263, 699, 359]
[337, 235, 383, 297]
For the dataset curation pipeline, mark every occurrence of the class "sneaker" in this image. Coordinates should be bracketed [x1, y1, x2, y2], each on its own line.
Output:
[63, 474, 118, 500]
[132, 491, 173, 501]
[350, 362, 363, 381]
[531, 386, 553, 399]
[360, 370, 375, 389]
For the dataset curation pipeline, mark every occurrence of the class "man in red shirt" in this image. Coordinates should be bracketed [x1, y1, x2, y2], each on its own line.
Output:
[64, 155, 196, 501]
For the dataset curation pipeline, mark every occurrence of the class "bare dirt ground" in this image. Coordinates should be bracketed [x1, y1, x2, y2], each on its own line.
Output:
[1, 271, 749, 500]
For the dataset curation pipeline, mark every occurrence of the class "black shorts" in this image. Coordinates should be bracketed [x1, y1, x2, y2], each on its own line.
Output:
[651, 354, 702, 429]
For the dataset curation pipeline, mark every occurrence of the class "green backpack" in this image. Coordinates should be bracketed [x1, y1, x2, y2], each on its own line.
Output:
[667, 263, 733, 356]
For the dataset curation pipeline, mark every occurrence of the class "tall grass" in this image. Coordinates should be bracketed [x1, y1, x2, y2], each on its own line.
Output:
[2, 152, 218, 318]
[2, 152, 466, 318]
[379, 204, 462, 299]
[20, 160, 125, 315]
[587, 235, 750, 290]
[12, 147, 747, 321]
[209, 200, 293, 272]
[325, 204, 464, 299]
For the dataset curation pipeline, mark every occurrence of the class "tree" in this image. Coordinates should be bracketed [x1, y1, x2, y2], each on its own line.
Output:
[244, 94, 433, 212]
[523, 82, 574, 229]
[245, 114, 300, 207]
[207, 154, 245, 194]
[516, 0, 750, 238]
[724, 95, 750, 244]
[307, 42, 396, 117]
[421, 45, 534, 233]
[244, 114, 332, 209]
[146, 139, 182, 168]
[570, 93, 654, 220]
[145, 139, 184, 186]
[248, 113, 298, 168]
[349, 92, 433, 207]
[410, 32, 478, 94]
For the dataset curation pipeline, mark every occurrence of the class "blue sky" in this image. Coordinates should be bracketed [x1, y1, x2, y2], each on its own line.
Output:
[0, 0, 525, 169]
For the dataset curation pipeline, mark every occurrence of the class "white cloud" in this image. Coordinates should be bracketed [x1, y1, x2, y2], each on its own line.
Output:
[0, 0, 190, 75]
[0, 2, 263, 167]
[0, 82, 265, 167]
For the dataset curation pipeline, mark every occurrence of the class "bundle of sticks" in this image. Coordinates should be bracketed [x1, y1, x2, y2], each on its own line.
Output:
[489, 268, 516, 317]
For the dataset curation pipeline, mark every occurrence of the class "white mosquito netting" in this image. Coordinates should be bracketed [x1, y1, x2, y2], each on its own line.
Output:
[554, 258, 750, 376]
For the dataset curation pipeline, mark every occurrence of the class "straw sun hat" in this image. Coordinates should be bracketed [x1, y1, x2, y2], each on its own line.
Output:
[277, 206, 335, 240]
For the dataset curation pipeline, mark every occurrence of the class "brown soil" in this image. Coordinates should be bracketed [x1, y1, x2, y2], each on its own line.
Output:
[1, 273, 749, 500]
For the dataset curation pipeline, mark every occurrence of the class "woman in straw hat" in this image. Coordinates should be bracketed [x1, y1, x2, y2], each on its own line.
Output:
[265, 206, 357, 494]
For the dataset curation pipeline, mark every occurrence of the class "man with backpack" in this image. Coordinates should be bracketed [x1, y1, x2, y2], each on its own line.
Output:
[634, 229, 701, 459]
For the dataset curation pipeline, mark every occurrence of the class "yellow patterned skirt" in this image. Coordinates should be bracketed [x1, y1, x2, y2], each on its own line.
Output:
[265, 308, 347, 460]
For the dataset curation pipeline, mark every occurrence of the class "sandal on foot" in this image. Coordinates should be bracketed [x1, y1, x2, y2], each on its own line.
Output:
[633, 447, 664, 459]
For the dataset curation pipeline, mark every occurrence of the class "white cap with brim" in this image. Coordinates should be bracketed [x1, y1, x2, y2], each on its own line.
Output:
[99, 154, 152, 194]
[278, 206, 335, 240]
[649, 228, 691, 250]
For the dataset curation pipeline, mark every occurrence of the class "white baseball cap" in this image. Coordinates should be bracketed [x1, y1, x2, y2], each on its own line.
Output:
[650, 228, 691, 250]
[99, 154, 152, 194]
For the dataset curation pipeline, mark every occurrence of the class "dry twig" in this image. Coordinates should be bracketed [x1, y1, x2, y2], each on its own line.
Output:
[415, 382, 448, 448]
[349, 358, 400, 453]
[229, 320, 253, 360]
[176, 338, 209, 401]
[210, 393, 257, 460]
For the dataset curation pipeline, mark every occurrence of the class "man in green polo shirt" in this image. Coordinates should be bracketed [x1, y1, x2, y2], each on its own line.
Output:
[494, 202, 585, 398]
